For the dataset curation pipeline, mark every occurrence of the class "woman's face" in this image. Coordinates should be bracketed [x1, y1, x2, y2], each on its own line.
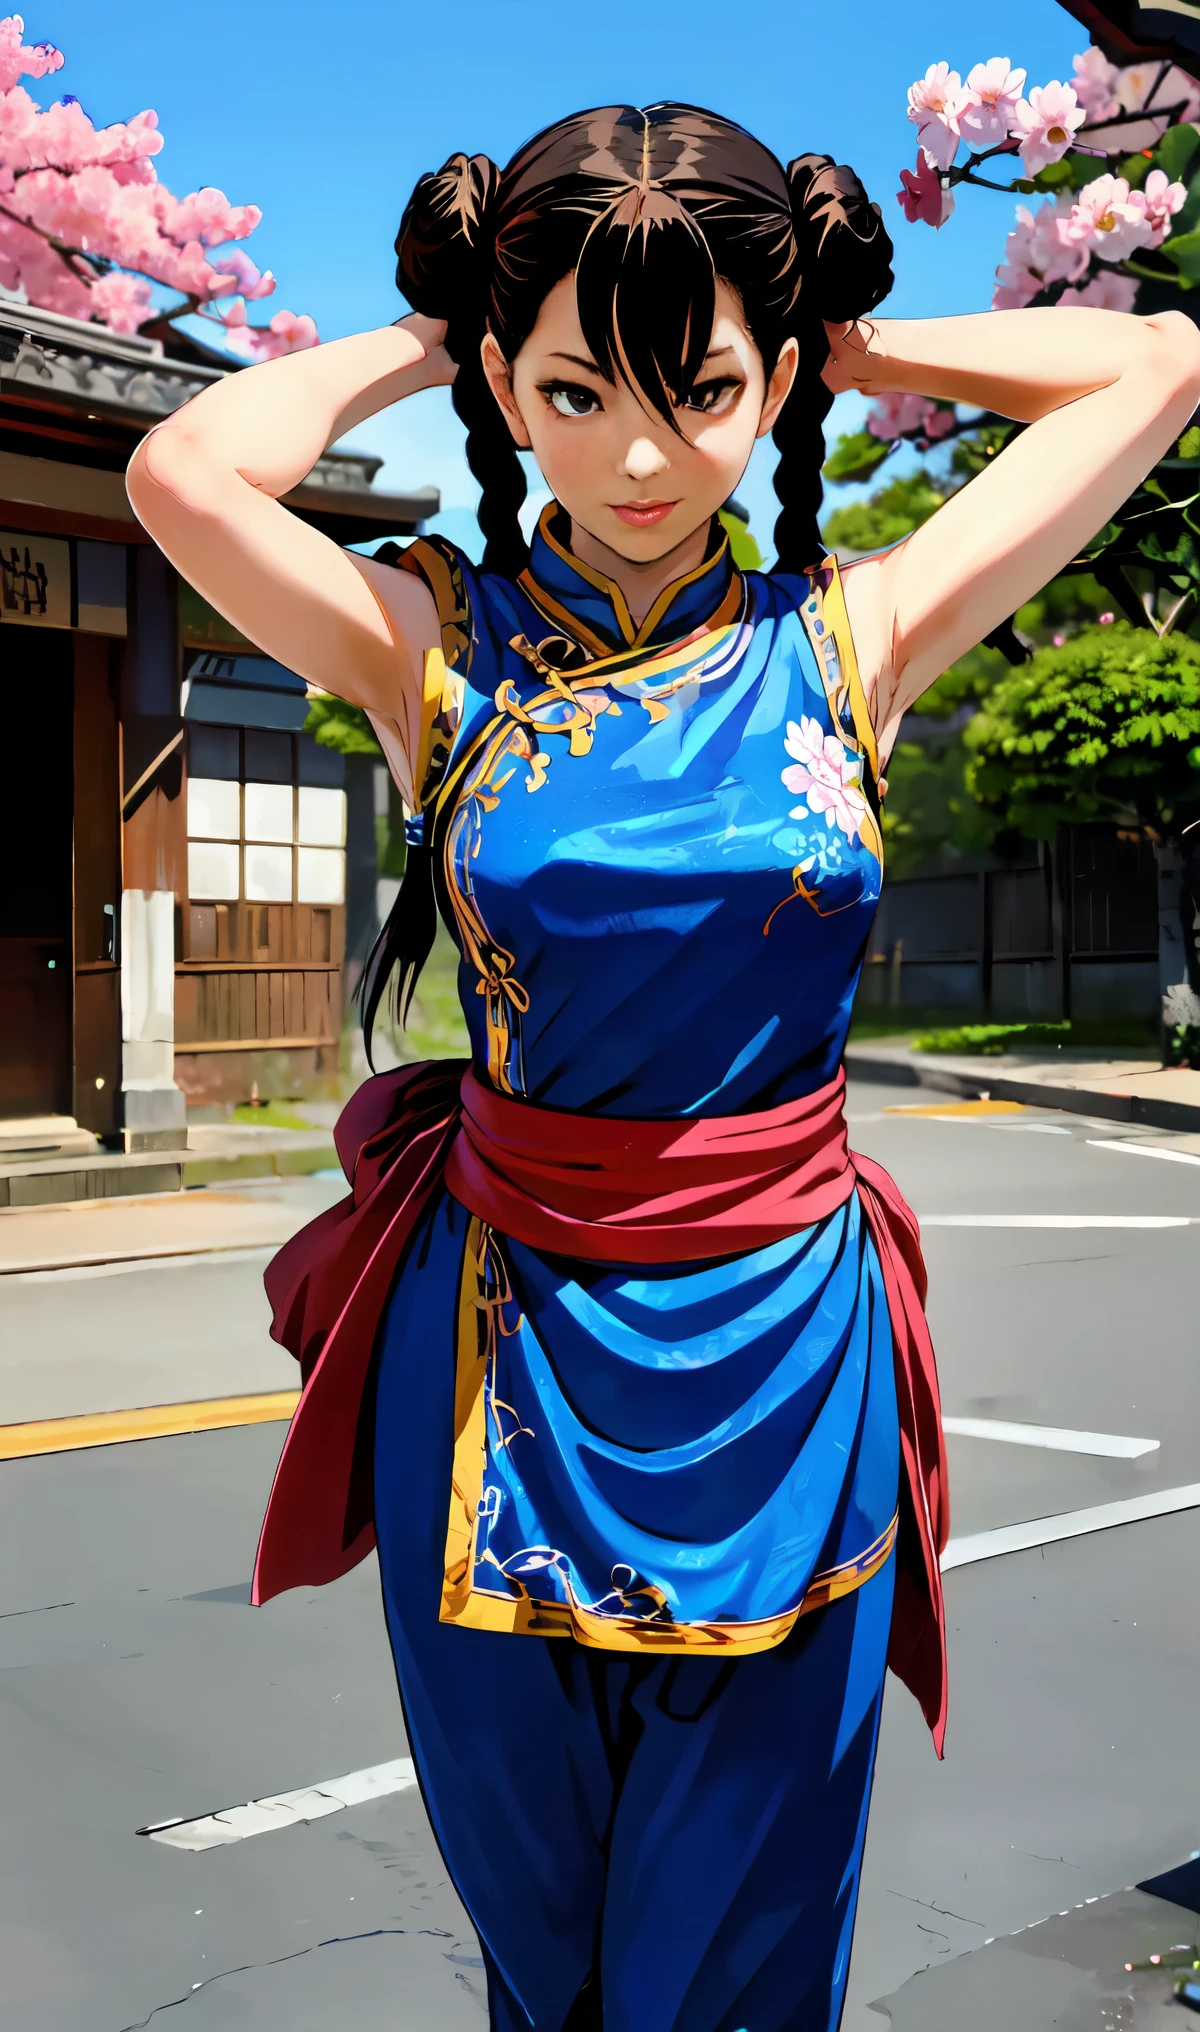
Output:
[481, 272, 798, 562]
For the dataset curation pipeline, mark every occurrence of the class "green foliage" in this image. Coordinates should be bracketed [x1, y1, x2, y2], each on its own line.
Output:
[304, 693, 382, 756]
[821, 471, 946, 554]
[1028, 150, 1107, 194]
[718, 508, 765, 570]
[965, 620, 1200, 837]
[947, 418, 1017, 483]
[880, 736, 1000, 878]
[821, 428, 892, 485]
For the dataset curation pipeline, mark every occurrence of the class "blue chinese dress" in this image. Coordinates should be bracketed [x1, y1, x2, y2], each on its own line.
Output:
[374, 504, 898, 1653]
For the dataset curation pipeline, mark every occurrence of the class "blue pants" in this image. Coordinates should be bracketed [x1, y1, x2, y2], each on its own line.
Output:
[374, 1222, 895, 2032]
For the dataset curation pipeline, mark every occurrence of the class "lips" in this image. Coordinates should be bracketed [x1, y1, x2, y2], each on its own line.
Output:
[611, 500, 677, 527]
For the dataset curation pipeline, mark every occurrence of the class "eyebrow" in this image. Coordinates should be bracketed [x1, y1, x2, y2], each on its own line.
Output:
[545, 345, 740, 374]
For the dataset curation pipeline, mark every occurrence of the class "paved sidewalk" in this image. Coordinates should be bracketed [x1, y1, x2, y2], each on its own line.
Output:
[846, 1039, 1200, 1133]
[0, 1186, 315, 1275]
[0, 1122, 338, 1208]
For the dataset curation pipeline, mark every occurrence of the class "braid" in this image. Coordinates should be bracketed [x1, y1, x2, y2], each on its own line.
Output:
[773, 153, 893, 575]
[449, 342, 528, 576]
[772, 324, 834, 574]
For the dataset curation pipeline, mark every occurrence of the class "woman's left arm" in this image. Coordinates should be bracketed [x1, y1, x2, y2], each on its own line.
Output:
[828, 308, 1200, 759]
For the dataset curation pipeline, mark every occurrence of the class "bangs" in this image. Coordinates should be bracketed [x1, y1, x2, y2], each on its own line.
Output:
[575, 194, 716, 429]
[490, 103, 800, 430]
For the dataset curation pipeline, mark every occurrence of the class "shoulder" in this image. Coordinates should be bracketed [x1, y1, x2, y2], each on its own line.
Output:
[369, 534, 476, 678]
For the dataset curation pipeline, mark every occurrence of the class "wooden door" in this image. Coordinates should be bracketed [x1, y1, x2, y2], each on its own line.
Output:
[0, 628, 74, 1115]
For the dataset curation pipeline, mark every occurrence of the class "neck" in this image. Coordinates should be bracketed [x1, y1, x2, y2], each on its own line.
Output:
[565, 516, 713, 627]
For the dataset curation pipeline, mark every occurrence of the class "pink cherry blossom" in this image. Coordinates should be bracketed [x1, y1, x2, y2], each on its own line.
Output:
[1083, 60, 1199, 152]
[0, 12, 316, 352]
[782, 717, 868, 844]
[225, 308, 319, 362]
[88, 268, 153, 332]
[209, 246, 275, 301]
[1141, 167, 1187, 249]
[1071, 46, 1121, 122]
[1057, 269, 1139, 312]
[906, 62, 964, 172]
[867, 390, 955, 443]
[991, 196, 1087, 309]
[897, 146, 954, 229]
[1068, 174, 1154, 263]
[1010, 81, 1086, 176]
[0, 13, 61, 93]
[957, 57, 1027, 150]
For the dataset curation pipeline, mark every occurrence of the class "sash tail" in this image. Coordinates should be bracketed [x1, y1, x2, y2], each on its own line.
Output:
[853, 1151, 950, 1758]
[251, 1061, 465, 1605]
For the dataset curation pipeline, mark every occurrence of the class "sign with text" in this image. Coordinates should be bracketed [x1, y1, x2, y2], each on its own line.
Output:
[0, 528, 72, 628]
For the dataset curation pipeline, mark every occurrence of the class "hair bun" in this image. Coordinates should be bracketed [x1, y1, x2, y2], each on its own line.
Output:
[395, 151, 500, 358]
[785, 153, 893, 325]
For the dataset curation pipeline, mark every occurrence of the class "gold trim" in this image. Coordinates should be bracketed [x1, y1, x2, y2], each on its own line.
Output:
[536, 504, 639, 645]
[822, 556, 879, 785]
[633, 526, 732, 647]
[440, 1222, 899, 1653]
[516, 572, 615, 662]
[531, 503, 735, 654]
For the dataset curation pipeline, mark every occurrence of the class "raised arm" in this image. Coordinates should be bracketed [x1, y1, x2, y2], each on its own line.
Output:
[828, 307, 1200, 760]
[125, 315, 455, 806]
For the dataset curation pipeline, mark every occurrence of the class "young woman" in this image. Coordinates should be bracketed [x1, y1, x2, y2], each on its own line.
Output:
[127, 103, 1200, 2032]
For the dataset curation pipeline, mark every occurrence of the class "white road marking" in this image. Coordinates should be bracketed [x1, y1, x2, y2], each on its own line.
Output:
[942, 1416, 1158, 1459]
[942, 1483, 1200, 1571]
[1087, 1139, 1200, 1168]
[919, 1214, 1196, 1228]
[138, 1756, 419, 1851]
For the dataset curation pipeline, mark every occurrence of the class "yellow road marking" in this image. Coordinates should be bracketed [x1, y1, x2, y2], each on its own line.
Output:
[883, 1100, 1028, 1116]
[0, 1391, 300, 1461]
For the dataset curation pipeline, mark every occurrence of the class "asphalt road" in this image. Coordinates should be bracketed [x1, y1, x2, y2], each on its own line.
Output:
[2, 1079, 1199, 2029]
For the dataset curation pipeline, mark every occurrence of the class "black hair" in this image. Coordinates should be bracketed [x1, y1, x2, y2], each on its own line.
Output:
[361, 104, 892, 1059]
[396, 103, 893, 576]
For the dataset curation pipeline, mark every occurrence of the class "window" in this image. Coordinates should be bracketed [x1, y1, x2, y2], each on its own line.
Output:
[186, 735, 347, 908]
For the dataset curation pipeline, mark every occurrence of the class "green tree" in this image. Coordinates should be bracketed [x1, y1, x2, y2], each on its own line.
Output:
[821, 471, 946, 555]
[964, 622, 1200, 837]
[965, 623, 1200, 1063]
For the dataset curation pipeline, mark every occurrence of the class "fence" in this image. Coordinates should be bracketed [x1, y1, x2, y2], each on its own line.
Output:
[860, 826, 1159, 1021]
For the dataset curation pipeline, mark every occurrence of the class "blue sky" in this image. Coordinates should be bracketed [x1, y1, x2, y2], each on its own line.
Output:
[29, 0, 1098, 556]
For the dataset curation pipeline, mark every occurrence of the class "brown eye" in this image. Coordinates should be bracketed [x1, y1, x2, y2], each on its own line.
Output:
[684, 377, 742, 414]
[546, 384, 601, 417]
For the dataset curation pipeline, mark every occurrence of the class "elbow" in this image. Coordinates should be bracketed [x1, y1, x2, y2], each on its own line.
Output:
[1146, 310, 1200, 407]
[126, 423, 223, 535]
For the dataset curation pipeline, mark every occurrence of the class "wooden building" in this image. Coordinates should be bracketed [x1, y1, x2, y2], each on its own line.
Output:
[0, 300, 435, 1154]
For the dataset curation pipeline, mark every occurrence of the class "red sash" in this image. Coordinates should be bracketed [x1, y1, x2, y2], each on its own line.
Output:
[253, 1061, 949, 1754]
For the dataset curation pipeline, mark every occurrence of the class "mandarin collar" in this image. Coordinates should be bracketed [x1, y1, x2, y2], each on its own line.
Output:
[520, 503, 738, 659]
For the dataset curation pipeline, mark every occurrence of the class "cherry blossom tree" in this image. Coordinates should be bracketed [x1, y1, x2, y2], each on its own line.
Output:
[827, 42, 1200, 643]
[0, 13, 316, 357]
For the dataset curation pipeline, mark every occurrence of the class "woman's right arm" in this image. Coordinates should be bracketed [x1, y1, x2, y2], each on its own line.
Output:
[126, 314, 455, 806]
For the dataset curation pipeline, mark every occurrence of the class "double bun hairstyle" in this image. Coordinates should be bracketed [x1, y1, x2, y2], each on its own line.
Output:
[396, 102, 894, 578]
[361, 105, 892, 1055]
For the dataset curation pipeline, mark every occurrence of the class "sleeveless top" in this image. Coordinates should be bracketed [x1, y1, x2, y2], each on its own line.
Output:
[378, 502, 899, 1655]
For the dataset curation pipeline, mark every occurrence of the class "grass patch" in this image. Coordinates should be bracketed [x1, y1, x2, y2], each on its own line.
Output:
[912, 1016, 1157, 1057]
[849, 1007, 981, 1041]
[389, 922, 471, 1064]
[231, 1099, 319, 1130]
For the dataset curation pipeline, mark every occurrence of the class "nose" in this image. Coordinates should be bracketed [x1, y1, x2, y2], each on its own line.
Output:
[621, 435, 670, 485]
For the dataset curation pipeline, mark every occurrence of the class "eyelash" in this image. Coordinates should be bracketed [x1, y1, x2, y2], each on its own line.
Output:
[536, 376, 745, 419]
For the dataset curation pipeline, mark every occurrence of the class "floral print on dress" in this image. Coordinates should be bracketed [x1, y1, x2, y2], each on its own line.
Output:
[781, 714, 870, 844]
